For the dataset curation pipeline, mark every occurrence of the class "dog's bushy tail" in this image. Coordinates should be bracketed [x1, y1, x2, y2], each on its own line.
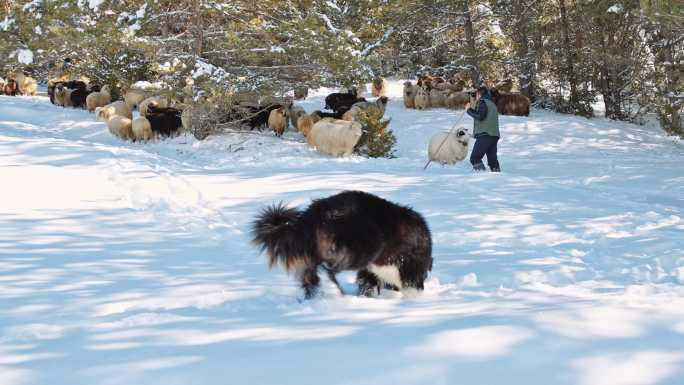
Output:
[251, 203, 308, 271]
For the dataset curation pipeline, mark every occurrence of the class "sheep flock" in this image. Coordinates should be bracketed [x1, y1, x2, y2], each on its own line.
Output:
[1, 71, 531, 161]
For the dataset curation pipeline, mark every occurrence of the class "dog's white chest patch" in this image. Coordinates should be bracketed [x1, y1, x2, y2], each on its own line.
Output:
[369, 264, 402, 288]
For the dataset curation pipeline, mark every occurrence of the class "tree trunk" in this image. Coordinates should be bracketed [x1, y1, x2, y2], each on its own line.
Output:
[662, 42, 682, 131]
[512, 0, 534, 100]
[461, 0, 480, 87]
[191, 0, 204, 57]
[558, 0, 578, 105]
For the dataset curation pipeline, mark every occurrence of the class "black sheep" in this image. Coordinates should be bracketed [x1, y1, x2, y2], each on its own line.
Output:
[65, 80, 87, 91]
[324, 88, 366, 113]
[70, 88, 92, 108]
[146, 105, 183, 137]
[245, 104, 285, 130]
[312, 108, 349, 120]
[252, 190, 433, 299]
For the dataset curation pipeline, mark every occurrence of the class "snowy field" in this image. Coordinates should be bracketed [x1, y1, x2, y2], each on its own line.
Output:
[1, 81, 684, 385]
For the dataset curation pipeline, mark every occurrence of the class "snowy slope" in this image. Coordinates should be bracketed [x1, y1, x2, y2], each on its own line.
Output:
[1, 81, 684, 385]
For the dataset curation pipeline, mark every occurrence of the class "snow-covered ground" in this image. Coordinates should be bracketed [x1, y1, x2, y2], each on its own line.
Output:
[1, 81, 684, 385]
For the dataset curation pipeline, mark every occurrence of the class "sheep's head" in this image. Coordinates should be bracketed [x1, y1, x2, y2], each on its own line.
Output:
[403, 81, 412, 88]
[95, 106, 113, 122]
[377, 97, 389, 110]
[456, 129, 471, 144]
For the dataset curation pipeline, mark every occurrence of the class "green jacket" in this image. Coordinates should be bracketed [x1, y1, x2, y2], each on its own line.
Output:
[468, 98, 500, 137]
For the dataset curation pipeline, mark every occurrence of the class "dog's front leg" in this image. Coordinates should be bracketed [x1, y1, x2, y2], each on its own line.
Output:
[299, 266, 321, 300]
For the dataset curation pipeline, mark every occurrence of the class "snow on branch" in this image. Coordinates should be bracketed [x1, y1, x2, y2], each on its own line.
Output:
[360, 27, 395, 57]
[319, 13, 338, 33]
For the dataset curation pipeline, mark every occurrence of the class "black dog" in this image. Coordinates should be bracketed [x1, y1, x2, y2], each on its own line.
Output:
[252, 190, 433, 299]
[324, 88, 366, 113]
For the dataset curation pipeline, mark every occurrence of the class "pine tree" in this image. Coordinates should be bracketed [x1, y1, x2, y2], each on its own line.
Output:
[354, 109, 397, 158]
[641, 0, 684, 136]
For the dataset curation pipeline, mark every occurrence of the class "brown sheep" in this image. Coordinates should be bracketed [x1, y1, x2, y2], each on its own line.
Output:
[490, 88, 530, 117]
[429, 89, 447, 108]
[268, 106, 288, 137]
[371, 77, 386, 97]
[417, 74, 435, 88]
[297, 113, 315, 137]
[445, 92, 470, 109]
[4, 79, 18, 96]
[403, 81, 416, 109]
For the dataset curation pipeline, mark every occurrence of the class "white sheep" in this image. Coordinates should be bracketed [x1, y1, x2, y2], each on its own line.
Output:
[123, 89, 148, 110]
[427, 129, 470, 165]
[414, 87, 430, 110]
[403, 81, 416, 109]
[86, 85, 111, 112]
[106, 115, 134, 140]
[132, 116, 153, 142]
[96, 101, 133, 122]
[307, 118, 362, 157]
[139, 96, 169, 117]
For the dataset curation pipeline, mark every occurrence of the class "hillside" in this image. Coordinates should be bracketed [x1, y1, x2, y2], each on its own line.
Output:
[1, 82, 683, 385]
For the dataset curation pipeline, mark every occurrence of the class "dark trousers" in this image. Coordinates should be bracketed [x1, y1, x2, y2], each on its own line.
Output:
[470, 134, 500, 171]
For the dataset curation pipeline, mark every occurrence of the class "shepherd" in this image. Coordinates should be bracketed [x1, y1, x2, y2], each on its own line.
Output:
[465, 86, 501, 172]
